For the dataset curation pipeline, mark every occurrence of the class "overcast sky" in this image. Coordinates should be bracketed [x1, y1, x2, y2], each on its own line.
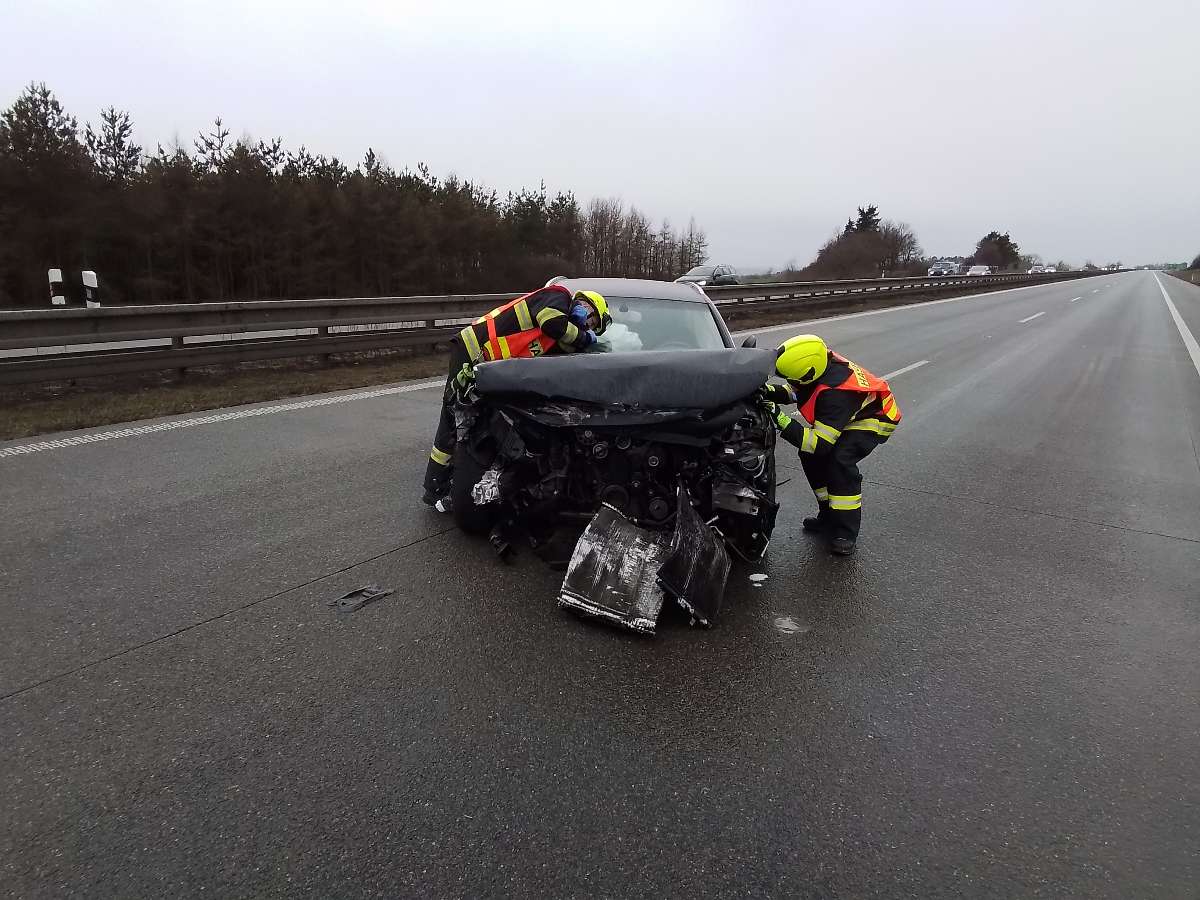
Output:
[2, 0, 1197, 269]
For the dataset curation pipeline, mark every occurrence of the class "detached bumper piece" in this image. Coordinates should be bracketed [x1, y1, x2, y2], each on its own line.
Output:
[558, 505, 671, 635]
[657, 487, 730, 627]
[558, 487, 731, 635]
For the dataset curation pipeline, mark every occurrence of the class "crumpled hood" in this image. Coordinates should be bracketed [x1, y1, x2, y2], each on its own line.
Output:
[474, 349, 776, 410]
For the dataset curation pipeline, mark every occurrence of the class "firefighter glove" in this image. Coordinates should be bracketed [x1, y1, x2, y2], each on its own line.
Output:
[757, 383, 793, 404]
[454, 362, 474, 389]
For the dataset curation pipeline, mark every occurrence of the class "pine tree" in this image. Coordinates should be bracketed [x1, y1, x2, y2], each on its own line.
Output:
[854, 205, 881, 233]
[85, 108, 142, 181]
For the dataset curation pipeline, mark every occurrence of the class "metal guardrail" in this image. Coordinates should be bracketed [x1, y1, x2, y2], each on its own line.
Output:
[0, 271, 1103, 385]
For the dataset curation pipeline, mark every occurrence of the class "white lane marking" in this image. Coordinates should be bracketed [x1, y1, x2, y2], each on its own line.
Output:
[1069, 296, 1082, 302]
[1154, 275, 1200, 381]
[732, 279, 1091, 339]
[0, 379, 445, 459]
[1018, 312, 1046, 323]
[882, 360, 930, 380]
[1092, 289, 1100, 293]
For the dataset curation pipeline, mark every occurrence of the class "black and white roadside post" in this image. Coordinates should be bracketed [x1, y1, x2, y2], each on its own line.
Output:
[82, 270, 100, 308]
[48, 268, 66, 306]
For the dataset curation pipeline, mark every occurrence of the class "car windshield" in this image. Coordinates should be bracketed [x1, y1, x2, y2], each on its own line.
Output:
[596, 297, 727, 352]
[684, 266, 716, 277]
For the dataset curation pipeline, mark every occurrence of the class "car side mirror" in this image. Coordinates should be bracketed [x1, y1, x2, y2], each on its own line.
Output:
[741, 336, 757, 348]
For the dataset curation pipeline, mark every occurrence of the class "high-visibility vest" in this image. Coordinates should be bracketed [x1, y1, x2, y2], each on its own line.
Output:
[798, 352, 901, 426]
[459, 285, 570, 362]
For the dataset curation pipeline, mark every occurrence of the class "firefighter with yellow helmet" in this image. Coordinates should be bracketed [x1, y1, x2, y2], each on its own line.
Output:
[422, 284, 611, 511]
[759, 334, 900, 555]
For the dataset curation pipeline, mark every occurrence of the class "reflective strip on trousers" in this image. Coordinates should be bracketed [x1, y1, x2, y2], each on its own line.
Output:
[430, 446, 452, 466]
[814, 486, 829, 501]
[828, 493, 862, 511]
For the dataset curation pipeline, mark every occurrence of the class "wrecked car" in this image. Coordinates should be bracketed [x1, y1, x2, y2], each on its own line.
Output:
[449, 278, 779, 634]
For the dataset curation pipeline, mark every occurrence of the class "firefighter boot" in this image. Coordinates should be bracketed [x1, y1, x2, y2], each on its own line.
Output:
[829, 537, 856, 556]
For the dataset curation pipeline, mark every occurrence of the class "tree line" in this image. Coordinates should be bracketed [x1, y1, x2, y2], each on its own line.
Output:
[786, 206, 1108, 279]
[0, 84, 709, 308]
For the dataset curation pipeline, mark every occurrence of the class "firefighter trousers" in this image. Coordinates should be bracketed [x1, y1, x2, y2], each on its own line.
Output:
[423, 340, 472, 496]
[800, 430, 885, 542]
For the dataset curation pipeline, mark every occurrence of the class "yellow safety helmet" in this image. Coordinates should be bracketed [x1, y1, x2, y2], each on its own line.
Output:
[776, 334, 829, 384]
[574, 290, 612, 335]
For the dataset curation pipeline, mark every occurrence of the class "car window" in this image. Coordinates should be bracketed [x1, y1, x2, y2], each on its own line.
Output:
[596, 297, 727, 352]
[685, 266, 715, 277]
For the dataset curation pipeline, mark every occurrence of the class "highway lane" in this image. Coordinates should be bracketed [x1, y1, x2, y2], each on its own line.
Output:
[2, 271, 1198, 897]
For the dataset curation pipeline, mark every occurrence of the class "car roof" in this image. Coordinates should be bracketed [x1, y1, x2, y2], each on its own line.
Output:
[552, 276, 709, 303]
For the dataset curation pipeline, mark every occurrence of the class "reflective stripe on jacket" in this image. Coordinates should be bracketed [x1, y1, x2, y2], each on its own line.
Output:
[457, 284, 582, 362]
[797, 351, 901, 431]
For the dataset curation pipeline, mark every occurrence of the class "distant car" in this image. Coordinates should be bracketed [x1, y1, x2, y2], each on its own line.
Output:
[966, 265, 991, 276]
[674, 265, 740, 286]
[927, 261, 957, 276]
[1028, 265, 1046, 274]
[1043, 266, 1057, 273]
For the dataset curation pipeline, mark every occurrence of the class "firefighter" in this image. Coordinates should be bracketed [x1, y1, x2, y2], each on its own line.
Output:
[759, 334, 900, 555]
[421, 284, 611, 510]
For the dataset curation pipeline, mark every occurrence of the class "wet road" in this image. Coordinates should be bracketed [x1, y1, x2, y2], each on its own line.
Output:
[3, 271, 1198, 898]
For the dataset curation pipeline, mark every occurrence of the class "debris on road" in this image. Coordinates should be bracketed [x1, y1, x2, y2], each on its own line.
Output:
[558, 487, 731, 635]
[773, 616, 810, 635]
[327, 585, 394, 613]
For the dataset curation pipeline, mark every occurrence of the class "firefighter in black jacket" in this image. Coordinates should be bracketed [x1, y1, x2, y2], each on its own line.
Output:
[421, 284, 611, 511]
[759, 334, 901, 555]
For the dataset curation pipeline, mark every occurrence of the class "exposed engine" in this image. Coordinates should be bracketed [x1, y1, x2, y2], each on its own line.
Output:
[455, 400, 776, 560]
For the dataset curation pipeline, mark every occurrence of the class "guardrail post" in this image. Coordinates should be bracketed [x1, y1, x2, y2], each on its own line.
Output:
[318, 326, 331, 364]
[82, 271, 100, 308]
[48, 268, 65, 306]
[171, 336, 186, 379]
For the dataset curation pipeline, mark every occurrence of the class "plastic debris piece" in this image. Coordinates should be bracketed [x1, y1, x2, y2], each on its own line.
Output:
[559, 505, 670, 635]
[328, 585, 394, 613]
[658, 486, 730, 628]
[749, 573, 768, 583]
[774, 616, 811, 635]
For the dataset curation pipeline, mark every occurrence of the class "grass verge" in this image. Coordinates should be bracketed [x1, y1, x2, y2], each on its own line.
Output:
[0, 351, 449, 441]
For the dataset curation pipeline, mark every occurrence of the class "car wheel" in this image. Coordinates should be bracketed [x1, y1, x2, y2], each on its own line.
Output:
[451, 443, 498, 534]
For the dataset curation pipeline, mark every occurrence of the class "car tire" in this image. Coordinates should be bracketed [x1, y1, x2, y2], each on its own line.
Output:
[451, 443, 498, 535]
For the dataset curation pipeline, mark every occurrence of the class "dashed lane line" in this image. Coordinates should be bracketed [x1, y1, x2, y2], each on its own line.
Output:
[733, 278, 1091, 339]
[1154, 275, 1200, 381]
[0, 379, 445, 459]
[1018, 312, 1046, 324]
[1070, 296, 1083, 303]
[881, 360, 930, 380]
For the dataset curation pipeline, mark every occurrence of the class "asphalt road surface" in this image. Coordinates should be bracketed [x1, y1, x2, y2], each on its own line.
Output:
[3, 271, 1198, 898]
